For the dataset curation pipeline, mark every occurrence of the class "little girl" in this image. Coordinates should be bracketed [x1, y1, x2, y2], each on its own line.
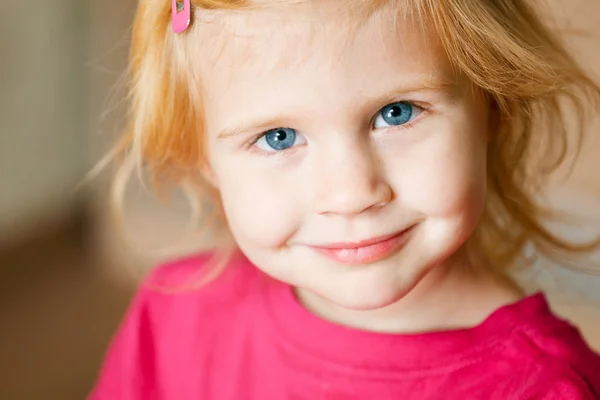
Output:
[91, 0, 600, 398]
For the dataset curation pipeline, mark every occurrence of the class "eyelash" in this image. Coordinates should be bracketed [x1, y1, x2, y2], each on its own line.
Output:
[246, 100, 430, 156]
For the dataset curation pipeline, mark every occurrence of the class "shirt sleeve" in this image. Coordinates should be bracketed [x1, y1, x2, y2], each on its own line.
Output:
[88, 286, 161, 400]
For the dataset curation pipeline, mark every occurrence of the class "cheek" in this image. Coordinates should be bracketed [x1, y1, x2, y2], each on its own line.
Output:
[398, 127, 487, 223]
[213, 159, 302, 249]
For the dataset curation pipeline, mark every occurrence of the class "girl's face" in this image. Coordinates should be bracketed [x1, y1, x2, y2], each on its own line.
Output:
[199, 2, 491, 311]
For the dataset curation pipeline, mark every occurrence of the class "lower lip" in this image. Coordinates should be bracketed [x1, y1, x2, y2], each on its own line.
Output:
[310, 227, 415, 265]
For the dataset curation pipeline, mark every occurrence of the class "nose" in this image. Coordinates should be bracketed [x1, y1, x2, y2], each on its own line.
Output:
[313, 140, 392, 216]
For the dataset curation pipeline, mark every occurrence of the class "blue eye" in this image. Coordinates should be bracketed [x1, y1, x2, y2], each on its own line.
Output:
[373, 102, 420, 129]
[255, 127, 306, 152]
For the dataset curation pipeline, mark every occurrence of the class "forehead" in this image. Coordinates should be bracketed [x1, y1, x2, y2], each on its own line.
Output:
[190, 1, 453, 127]
[193, 1, 443, 73]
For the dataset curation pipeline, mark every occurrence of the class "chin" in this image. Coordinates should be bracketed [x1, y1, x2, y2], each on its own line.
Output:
[318, 279, 417, 312]
[339, 296, 407, 312]
[312, 253, 445, 312]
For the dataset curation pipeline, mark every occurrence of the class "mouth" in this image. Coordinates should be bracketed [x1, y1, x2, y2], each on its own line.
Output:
[308, 225, 416, 265]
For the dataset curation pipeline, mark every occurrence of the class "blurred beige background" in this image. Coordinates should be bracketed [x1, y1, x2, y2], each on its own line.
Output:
[1, 0, 599, 398]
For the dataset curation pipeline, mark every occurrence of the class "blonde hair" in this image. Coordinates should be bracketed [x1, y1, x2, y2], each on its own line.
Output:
[111, 0, 600, 275]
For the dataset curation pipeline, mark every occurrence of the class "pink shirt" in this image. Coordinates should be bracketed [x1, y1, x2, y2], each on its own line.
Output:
[90, 253, 600, 399]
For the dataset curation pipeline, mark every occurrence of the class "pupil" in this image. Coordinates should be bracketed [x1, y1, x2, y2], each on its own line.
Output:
[388, 107, 401, 118]
[275, 130, 287, 141]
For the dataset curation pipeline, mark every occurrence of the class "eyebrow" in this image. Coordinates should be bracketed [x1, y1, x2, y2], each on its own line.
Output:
[217, 116, 291, 140]
[383, 77, 456, 99]
[216, 77, 456, 139]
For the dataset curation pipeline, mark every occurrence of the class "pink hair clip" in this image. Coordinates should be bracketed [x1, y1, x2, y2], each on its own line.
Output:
[172, 0, 191, 33]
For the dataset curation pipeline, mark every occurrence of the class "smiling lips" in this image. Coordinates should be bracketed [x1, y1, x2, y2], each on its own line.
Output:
[308, 226, 415, 265]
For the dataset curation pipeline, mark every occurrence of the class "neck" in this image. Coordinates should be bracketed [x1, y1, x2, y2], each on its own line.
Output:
[295, 247, 524, 334]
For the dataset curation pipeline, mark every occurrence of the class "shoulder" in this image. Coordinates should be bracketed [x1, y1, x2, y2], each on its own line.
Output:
[502, 294, 600, 399]
[516, 365, 600, 399]
[135, 249, 261, 326]
[89, 250, 262, 398]
[534, 374, 600, 399]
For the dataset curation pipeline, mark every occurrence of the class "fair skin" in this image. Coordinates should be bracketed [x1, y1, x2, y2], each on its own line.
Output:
[195, 1, 522, 333]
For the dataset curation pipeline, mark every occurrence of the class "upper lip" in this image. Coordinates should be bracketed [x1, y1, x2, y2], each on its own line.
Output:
[310, 227, 413, 250]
